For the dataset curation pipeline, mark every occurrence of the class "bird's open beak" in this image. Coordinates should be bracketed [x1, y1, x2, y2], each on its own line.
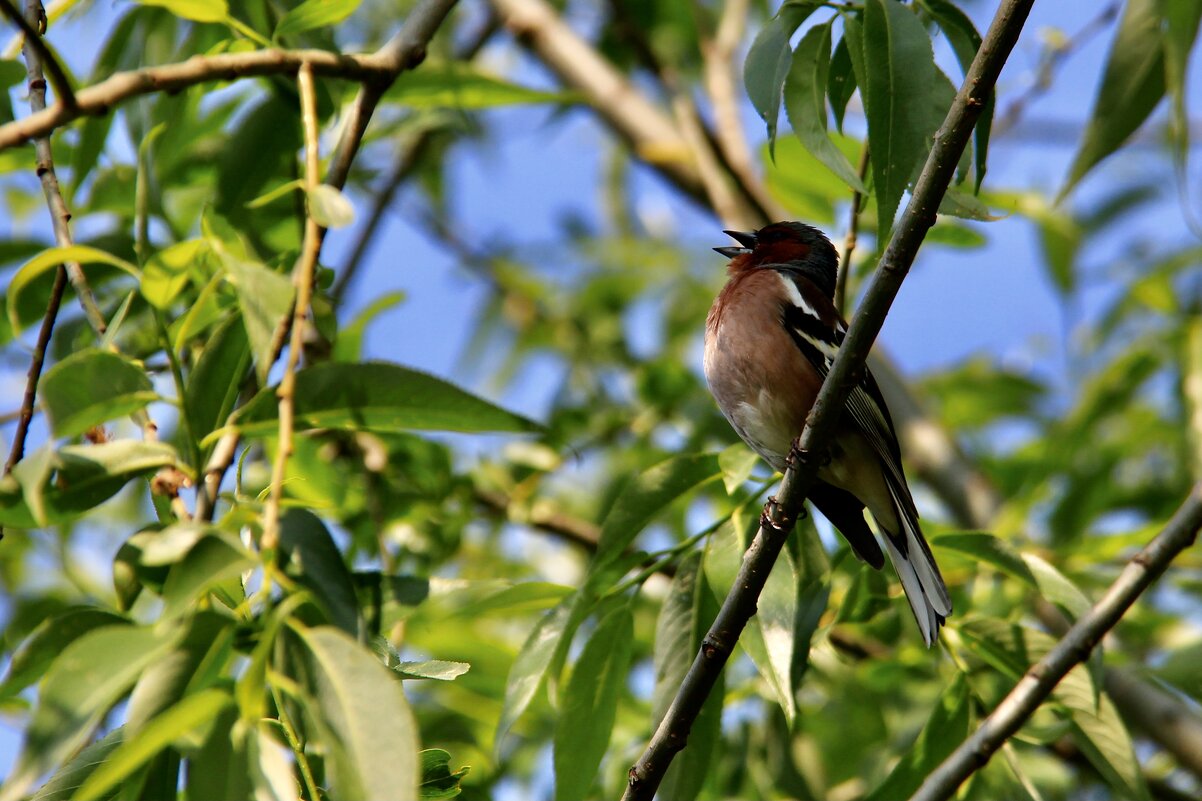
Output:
[713, 229, 757, 258]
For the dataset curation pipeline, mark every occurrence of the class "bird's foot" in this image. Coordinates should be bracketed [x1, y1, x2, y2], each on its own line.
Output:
[786, 440, 831, 470]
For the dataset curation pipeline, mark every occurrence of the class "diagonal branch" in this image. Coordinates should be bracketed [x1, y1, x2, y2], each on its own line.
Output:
[622, 0, 1036, 796]
[910, 485, 1202, 801]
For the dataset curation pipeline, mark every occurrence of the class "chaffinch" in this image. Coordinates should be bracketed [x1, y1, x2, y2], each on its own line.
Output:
[703, 221, 951, 646]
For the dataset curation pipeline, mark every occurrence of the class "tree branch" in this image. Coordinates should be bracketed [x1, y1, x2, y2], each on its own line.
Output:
[911, 485, 1202, 801]
[622, 1, 1036, 796]
[0, 0, 73, 109]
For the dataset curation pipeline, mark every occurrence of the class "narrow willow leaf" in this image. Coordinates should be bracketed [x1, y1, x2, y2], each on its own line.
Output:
[933, 532, 1036, 584]
[1069, 693, 1150, 801]
[332, 290, 406, 362]
[496, 594, 576, 748]
[784, 22, 867, 193]
[718, 443, 759, 495]
[307, 184, 355, 229]
[288, 625, 419, 801]
[0, 441, 179, 529]
[653, 552, 723, 801]
[393, 660, 471, 681]
[228, 361, 543, 442]
[1022, 553, 1091, 620]
[827, 35, 857, 133]
[74, 688, 232, 801]
[743, 2, 821, 153]
[7, 245, 138, 333]
[274, 0, 362, 38]
[419, 748, 469, 800]
[184, 313, 251, 454]
[185, 705, 253, 801]
[0, 608, 129, 699]
[385, 63, 578, 108]
[142, 239, 207, 309]
[1061, 0, 1166, 198]
[40, 349, 156, 439]
[134, 0, 228, 22]
[864, 674, 971, 800]
[1162, 1, 1202, 169]
[160, 533, 255, 619]
[553, 605, 634, 801]
[1, 625, 182, 800]
[280, 509, 360, 635]
[856, 0, 952, 242]
[920, 0, 993, 189]
[220, 255, 294, 384]
[592, 452, 721, 574]
[28, 729, 125, 801]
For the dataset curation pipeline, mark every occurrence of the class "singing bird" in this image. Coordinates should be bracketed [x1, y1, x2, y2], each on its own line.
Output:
[703, 221, 952, 646]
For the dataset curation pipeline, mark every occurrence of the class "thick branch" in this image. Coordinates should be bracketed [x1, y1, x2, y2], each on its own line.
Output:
[488, 0, 707, 207]
[0, 48, 394, 152]
[622, 1, 1035, 796]
[911, 486, 1202, 801]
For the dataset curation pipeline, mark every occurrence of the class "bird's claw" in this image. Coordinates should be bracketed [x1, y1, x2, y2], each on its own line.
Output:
[786, 441, 830, 470]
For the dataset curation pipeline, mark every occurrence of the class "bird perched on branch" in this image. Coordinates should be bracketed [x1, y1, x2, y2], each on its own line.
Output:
[703, 221, 951, 646]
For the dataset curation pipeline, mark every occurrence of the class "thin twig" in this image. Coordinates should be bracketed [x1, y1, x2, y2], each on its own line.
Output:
[16, 0, 104, 334]
[911, 486, 1202, 801]
[261, 62, 322, 554]
[0, 0, 72, 109]
[192, 0, 459, 523]
[835, 143, 870, 316]
[622, 1, 1035, 796]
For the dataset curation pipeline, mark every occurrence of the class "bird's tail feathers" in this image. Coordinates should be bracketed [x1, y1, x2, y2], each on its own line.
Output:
[882, 483, 952, 648]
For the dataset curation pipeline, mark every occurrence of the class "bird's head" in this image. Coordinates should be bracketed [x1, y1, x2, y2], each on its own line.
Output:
[715, 221, 839, 299]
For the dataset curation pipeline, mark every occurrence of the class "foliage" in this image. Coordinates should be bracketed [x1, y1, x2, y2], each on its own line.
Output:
[0, 0, 1199, 800]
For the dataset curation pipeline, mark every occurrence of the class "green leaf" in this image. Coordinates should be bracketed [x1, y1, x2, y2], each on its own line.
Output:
[39, 349, 156, 439]
[29, 729, 125, 801]
[186, 705, 253, 801]
[496, 593, 576, 747]
[419, 749, 469, 800]
[864, 674, 971, 800]
[280, 509, 360, 635]
[160, 531, 255, 618]
[228, 361, 543, 442]
[0, 440, 179, 529]
[274, 0, 362, 38]
[142, 239, 207, 309]
[764, 133, 864, 224]
[1022, 553, 1091, 621]
[184, 312, 251, 454]
[0, 608, 129, 699]
[7, 245, 138, 333]
[1, 624, 182, 800]
[385, 63, 577, 108]
[1061, 0, 1167, 198]
[854, 0, 953, 242]
[553, 605, 634, 801]
[938, 189, 1003, 222]
[220, 254, 294, 383]
[920, 0, 993, 189]
[74, 688, 233, 801]
[592, 452, 721, 575]
[784, 22, 867, 193]
[743, 3, 820, 153]
[1069, 693, 1150, 801]
[393, 660, 471, 681]
[1162, 0, 1202, 169]
[652, 552, 724, 801]
[288, 625, 419, 801]
[718, 443, 759, 494]
[307, 184, 355, 229]
[333, 290, 406, 362]
[134, 0, 228, 22]
[827, 35, 857, 133]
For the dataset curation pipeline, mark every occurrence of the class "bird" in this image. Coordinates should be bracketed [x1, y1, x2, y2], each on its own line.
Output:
[703, 221, 952, 646]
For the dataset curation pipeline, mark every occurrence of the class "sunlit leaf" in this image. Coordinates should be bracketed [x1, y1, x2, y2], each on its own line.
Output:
[385, 64, 577, 108]
[142, 239, 206, 309]
[39, 349, 156, 439]
[743, 2, 821, 153]
[1061, 0, 1167, 198]
[419, 749, 469, 800]
[496, 594, 576, 748]
[0, 608, 130, 699]
[228, 361, 543, 441]
[219, 255, 294, 384]
[784, 22, 867, 193]
[134, 0, 228, 22]
[274, 0, 362, 37]
[287, 625, 419, 801]
[7, 245, 138, 333]
[307, 184, 355, 229]
[553, 605, 634, 801]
